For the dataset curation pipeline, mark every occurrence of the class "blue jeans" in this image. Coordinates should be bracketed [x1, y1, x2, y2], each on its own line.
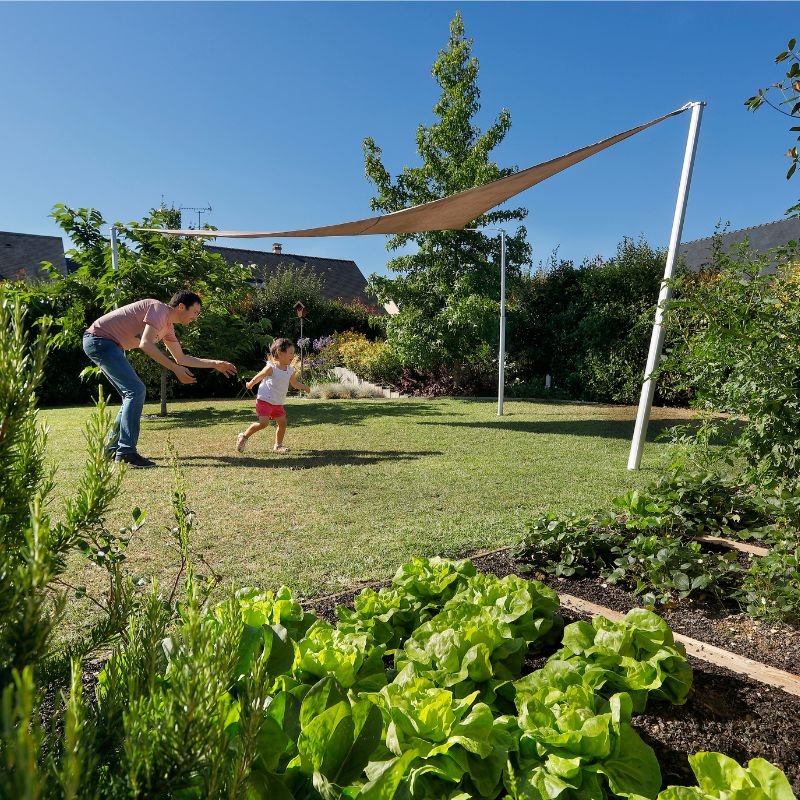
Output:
[82, 332, 146, 456]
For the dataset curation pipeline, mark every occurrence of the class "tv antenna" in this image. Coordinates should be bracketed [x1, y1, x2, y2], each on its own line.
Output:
[179, 204, 213, 229]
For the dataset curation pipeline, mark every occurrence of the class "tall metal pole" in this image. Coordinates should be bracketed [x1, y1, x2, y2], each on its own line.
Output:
[465, 225, 508, 416]
[110, 225, 119, 274]
[628, 101, 705, 470]
[497, 229, 507, 417]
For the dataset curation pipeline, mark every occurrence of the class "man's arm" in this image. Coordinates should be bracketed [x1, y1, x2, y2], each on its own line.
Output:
[138, 325, 197, 384]
[162, 336, 237, 377]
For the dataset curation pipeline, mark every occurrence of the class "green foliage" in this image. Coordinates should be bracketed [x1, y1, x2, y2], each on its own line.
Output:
[658, 751, 798, 799]
[0, 296, 132, 686]
[508, 237, 668, 404]
[363, 12, 531, 378]
[515, 496, 746, 609]
[513, 514, 625, 578]
[745, 36, 800, 196]
[334, 332, 402, 385]
[251, 264, 326, 340]
[663, 240, 800, 483]
[4, 204, 255, 405]
[740, 543, 800, 625]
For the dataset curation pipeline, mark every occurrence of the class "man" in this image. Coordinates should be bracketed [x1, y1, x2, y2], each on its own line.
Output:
[82, 290, 237, 468]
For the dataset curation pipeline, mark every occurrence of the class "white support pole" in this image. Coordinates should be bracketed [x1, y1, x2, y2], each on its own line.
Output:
[628, 101, 705, 470]
[464, 225, 508, 415]
[497, 229, 507, 416]
[110, 225, 119, 274]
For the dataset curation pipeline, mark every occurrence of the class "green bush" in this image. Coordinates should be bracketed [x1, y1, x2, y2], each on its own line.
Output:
[319, 331, 402, 385]
[507, 237, 673, 404]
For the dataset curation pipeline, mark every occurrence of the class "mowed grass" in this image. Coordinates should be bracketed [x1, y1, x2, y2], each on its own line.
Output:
[43, 396, 692, 640]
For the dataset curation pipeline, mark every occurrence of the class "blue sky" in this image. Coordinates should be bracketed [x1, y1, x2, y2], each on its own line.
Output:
[2, 1, 797, 278]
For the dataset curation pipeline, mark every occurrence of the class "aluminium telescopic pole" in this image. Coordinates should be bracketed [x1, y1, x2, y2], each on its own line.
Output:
[627, 101, 705, 470]
[110, 225, 119, 273]
[497, 229, 507, 417]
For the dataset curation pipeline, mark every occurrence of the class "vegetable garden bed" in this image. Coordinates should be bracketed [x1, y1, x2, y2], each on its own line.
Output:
[306, 550, 800, 794]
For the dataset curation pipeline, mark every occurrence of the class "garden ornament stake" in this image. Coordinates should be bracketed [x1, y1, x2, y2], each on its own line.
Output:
[294, 301, 307, 381]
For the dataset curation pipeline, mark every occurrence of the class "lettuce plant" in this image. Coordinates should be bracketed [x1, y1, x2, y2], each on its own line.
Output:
[295, 619, 387, 691]
[337, 586, 430, 651]
[362, 672, 516, 799]
[508, 660, 662, 800]
[657, 751, 797, 799]
[234, 585, 317, 640]
[397, 574, 562, 691]
[392, 556, 477, 603]
[550, 608, 693, 712]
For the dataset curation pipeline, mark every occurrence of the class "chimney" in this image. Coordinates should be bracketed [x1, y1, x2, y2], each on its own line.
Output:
[272, 242, 282, 254]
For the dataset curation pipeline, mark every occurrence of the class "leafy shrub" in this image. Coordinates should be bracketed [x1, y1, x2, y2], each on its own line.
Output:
[507, 237, 673, 404]
[321, 331, 402, 385]
[740, 543, 800, 625]
[663, 239, 800, 483]
[514, 514, 626, 578]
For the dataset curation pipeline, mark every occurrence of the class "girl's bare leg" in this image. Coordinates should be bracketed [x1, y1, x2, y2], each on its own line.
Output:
[275, 416, 287, 446]
[244, 418, 270, 439]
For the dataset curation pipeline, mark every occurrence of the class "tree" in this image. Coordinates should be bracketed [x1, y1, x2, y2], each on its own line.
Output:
[363, 12, 531, 382]
[745, 37, 800, 214]
[49, 204, 255, 412]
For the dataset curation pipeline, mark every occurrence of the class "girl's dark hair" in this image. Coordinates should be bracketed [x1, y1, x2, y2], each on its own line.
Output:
[168, 290, 202, 308]
[269, 337, 294, 358]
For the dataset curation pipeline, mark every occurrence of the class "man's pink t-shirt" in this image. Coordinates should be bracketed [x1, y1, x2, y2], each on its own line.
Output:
[87, 299, 179, 351]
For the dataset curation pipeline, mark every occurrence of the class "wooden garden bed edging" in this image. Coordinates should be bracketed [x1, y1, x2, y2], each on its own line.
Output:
[559, 593, 800, 699]
[693, 535, 769, 557]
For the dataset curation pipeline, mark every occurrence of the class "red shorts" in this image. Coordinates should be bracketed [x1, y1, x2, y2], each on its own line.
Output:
[255, 400, 286, 419]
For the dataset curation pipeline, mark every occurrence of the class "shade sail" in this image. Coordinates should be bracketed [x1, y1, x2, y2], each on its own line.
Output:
[140, 105, 689, 239]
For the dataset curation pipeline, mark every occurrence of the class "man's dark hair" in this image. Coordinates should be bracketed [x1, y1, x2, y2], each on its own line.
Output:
[168, 290, 203, 309]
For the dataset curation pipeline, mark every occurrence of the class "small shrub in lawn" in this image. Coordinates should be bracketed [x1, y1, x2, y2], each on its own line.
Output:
[308, 382, 385, 399]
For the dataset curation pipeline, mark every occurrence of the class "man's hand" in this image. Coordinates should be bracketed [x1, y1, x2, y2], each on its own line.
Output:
[215, 360, 238, 378]
[174, 365, 197, 385]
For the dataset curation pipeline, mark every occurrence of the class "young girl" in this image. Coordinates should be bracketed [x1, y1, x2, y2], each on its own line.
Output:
[236, 338, 310, 454]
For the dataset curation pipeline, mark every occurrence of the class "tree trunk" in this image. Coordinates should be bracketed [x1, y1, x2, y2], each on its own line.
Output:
[160, 368, 169, 416]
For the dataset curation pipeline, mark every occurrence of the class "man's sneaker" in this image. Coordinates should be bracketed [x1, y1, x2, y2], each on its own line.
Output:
[273, 444, 289, 454]
[115, 452, 157, 469]
[236, 433, 248, 452]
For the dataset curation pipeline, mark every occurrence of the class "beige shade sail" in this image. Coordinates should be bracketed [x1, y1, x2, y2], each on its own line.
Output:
[140, 105, 689, 239]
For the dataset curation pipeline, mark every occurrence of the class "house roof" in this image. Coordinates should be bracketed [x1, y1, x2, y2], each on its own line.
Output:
[205, 244, 378, 307]
[678, 217, 800, 271]
[0, 231, 67, 282]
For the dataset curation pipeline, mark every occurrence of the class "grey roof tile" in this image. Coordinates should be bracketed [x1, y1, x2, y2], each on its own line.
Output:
[0, 231, 67, 281]
[678, 218, 800, 271]
[205, 244, 379, 307]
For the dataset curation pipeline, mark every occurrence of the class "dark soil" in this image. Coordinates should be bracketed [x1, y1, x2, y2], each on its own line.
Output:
[303, 547, 800, 793]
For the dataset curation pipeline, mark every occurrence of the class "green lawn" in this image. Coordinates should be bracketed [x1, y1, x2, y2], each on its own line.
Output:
[44, 397, 691, 639]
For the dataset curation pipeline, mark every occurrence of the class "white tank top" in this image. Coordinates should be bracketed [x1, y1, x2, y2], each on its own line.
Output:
[257, 364, 293, 405]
